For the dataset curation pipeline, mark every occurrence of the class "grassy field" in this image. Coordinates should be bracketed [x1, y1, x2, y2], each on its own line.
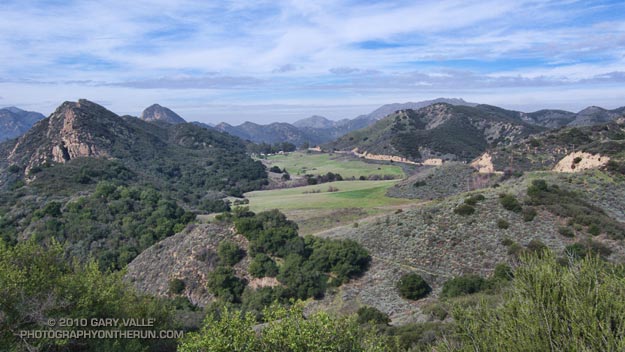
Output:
[244, 180, 411, 212]
[264, 151, 404, 179]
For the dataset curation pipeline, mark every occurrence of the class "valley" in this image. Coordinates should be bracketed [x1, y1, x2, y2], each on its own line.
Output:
[2, 98, 625, 351]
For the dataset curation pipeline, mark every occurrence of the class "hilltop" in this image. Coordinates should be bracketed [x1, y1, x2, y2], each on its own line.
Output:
[326, 103, 543, 161]
[140, 103, 186, 124]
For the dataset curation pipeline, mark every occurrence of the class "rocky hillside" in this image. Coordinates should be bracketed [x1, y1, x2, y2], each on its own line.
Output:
[140, 103, 186, 124]
[486, 117, 625, 173]
[0, 107, 45, 142]
[312, 171, 625, 324]
[215, 121, 319, 146]
[326, 103, 543, 162]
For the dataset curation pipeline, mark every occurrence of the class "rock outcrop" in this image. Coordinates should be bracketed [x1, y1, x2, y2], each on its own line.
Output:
[140, 104, 186, 124]
[553, 151, 610, 173]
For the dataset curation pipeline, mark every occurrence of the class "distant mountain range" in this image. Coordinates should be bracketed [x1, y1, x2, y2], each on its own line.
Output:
[214, 98, 478, 146]
[0, 107, 45, 141]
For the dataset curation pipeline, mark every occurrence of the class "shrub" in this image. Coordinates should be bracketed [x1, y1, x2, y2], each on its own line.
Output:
[168, 278, 186, 294]
[454, 204, 475, 216]
[413, 180, 427, 187]
[438, 253, 625, 351]
[497, 219, 510, 229]
[500, 194, 522, 212]
[464, 194, 485, 206]
[500, 237, 513, 246]
[492, 263, 514, 281]
[269, 166, 283, 173]
[522, 207, 537, 222]
[558, 226, 575, 238]
[248, 253, 278, 278]
[588, 224, 601, 236]
[207, 266, 247, 303]
[507, 243, 524, 257]
[217, 240, 245, 266]
[526, 239, 547, 256]
[397, 273, 432, 300]
[7, 164, 20, 173]
[356, 306, 390, 325]
[441, 275, 487, 298]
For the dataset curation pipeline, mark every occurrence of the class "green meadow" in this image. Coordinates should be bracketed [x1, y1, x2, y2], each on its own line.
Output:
[265, 151, 405, 179]
[244, 180, 411, 212]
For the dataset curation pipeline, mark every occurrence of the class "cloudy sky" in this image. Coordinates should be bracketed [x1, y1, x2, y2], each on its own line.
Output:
[1, 0, 625, 124]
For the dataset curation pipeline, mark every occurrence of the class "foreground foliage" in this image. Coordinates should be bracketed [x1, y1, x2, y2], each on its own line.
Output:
[0, 240, 177, 352]
[179, 303, 391, 352]
[438, 253, 625, 351]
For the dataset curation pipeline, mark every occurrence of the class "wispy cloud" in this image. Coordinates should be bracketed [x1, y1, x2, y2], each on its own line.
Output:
[1, 0, 625, 122]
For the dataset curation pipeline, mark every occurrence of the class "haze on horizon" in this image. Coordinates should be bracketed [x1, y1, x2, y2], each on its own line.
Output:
[1, 0, 625, 124]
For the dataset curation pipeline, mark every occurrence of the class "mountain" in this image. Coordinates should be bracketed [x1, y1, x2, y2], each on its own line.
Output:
[292, 115, 336, 129]
[0, 99, 267, 269]
[217, 98, 478, 146]
[215, 121, 323, 145]
[140, 103, 186, 124]
[2, 99, 267, 196]
[0, 106, 45, 141]
[326, 103, 543, 161]
[568, 106, 625, 126]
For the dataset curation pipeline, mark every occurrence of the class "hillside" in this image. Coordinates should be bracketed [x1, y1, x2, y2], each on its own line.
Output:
[311, 170, 625, 324]
[0, 99, 267, 268]
[0, 107, 45, 141]
[140, 103, 186, 124]
[326, 103, 543, 162]
[486, 117, 625, 173]
[215, 121, 321, 146]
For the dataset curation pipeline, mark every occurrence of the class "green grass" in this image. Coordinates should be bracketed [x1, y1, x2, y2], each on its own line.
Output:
[265, 152, 404, 179]
[244, 180, 411, 212]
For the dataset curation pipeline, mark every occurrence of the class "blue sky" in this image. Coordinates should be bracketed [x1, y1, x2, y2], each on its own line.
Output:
[1, 0, 625, 123]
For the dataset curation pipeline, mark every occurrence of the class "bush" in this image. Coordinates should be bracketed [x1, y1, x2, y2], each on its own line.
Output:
[248, 253, 278, 278]
[207, 266, 247, 303]
[526, 239, 547, 256]
[168, 278, 186, 294]
[588, 224, 601, 236]
[464, 194, 485, 206]
[522, 207, 537, 222]
[441, 275, 487, 298]
[454, 204, 475, 216]
[558, 226, 575, 238]
[497, 219, 510, 229]
[356, 306, 390, 325]
[217, 240, 245, 266]
[499, 194, 522, 212]
[438, 253, 625, 351]
[269, 166, 283, 173]
[492, 263, 513, 281]
[397, 273, 432, 300]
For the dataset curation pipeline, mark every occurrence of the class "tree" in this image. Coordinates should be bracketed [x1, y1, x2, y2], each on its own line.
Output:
[249, 253, 279, 278]
[207, 266, 247, 303]
[217, 240, 245, 266]
[397, 273, 432, 300]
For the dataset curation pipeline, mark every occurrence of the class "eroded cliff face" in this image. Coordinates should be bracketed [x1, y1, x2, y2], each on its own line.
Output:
[8, 99, 119, 173]
[553, 151, 610, 173]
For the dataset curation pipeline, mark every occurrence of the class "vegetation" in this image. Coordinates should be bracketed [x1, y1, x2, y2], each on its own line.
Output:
[526, 179, 625, 239]
[0, 181, 195, 269]
[207, 266, 247, 303]
[179, 303, 391, 352]
[397, 273, 432, 300]
[499, 193, 522, 212]
[265, 151, 404, 179]
[248, 253, 279, 278]
[245, 180, 411, 212]
[453, 204, 475, 216]
[439, 253, 625, 351]
[0, 240, 176, 351]
[217, 240, 245, 266]
[441, 275, 488, 298]
[357, 306, 391, 325]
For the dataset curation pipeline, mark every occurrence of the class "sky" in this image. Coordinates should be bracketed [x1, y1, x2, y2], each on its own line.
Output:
[1, 0, 625, 124]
